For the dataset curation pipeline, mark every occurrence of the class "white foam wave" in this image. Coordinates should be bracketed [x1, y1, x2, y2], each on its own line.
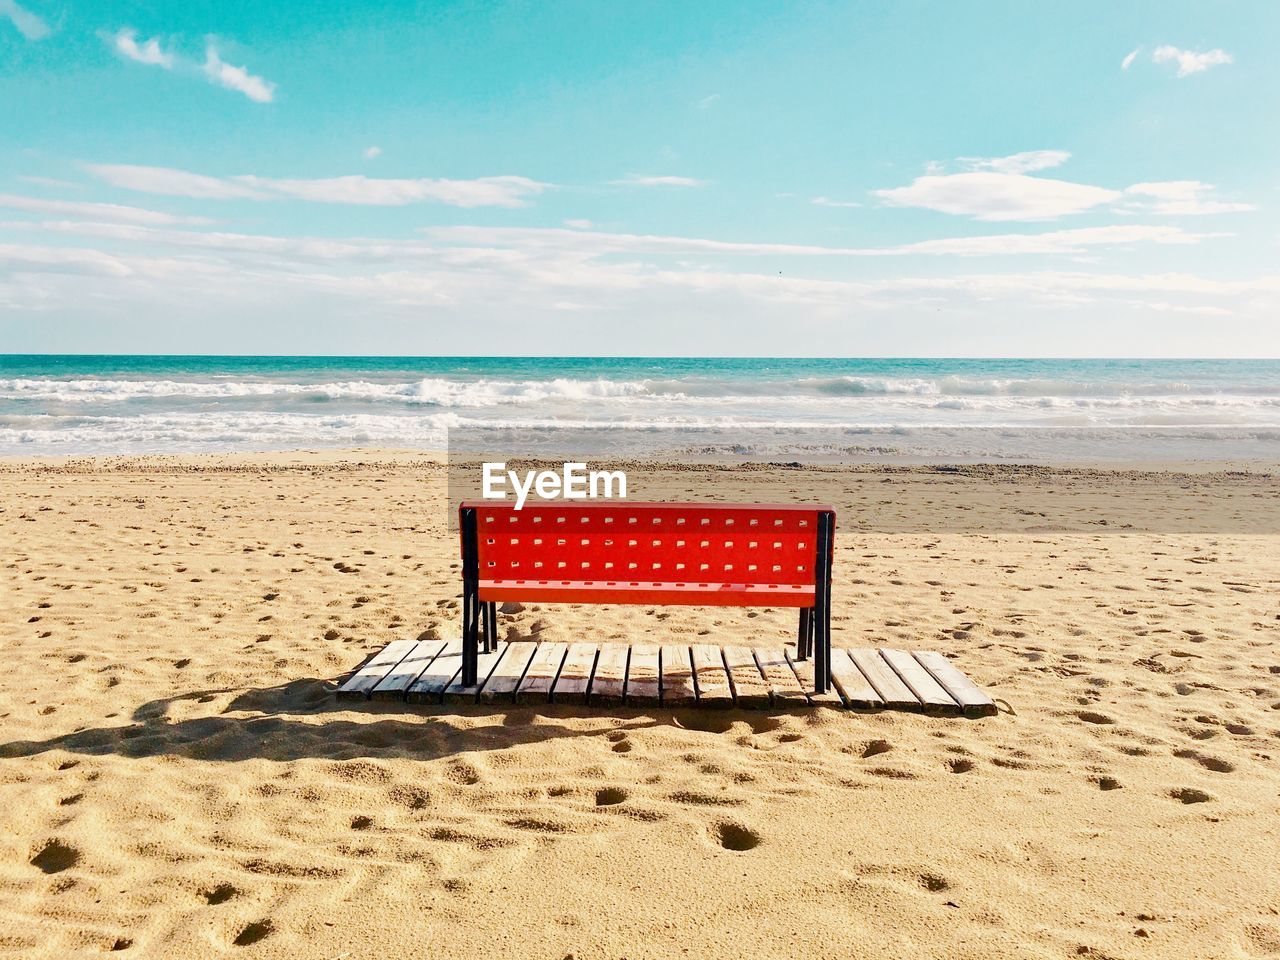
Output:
[0, 376, 657, 406]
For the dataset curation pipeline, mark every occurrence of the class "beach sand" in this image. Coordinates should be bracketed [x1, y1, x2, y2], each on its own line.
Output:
[1, 453, 1278, 959]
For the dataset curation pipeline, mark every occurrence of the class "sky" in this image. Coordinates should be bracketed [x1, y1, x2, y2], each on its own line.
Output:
[1, 0, 1277, 356]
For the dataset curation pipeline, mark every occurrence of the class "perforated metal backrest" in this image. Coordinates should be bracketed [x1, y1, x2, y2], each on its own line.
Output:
[462, 501, 834, 586]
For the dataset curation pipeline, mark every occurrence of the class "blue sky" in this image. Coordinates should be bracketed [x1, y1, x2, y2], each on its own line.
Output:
[1, 0, 1277, 355]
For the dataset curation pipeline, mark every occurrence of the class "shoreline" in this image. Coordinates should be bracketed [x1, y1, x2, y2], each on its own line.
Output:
[2, 447, 1278, 476]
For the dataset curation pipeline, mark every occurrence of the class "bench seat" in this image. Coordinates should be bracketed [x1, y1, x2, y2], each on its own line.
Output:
[478, 578, 815, 606]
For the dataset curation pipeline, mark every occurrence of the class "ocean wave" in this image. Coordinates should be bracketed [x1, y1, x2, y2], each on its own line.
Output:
[798, 375, 1280, 398]
[0, 376, 658, 407]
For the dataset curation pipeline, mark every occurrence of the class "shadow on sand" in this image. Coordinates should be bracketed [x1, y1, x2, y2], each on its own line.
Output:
[0, 675, 793, 765]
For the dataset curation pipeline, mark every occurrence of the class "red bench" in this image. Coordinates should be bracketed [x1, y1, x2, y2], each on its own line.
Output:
[458, 501, 836, 695]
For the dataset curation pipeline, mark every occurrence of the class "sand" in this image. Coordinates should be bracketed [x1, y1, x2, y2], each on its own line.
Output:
[1, 453, 1278, 959]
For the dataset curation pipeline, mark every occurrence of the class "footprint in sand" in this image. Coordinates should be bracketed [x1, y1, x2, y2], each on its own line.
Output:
[594, 787, 628, 806]
[1174, 749, 1235, 773]
[444, 761, 481, 785]
[861, 739, 893, 758]
[1074, 710, 1116, 725]
[1169, 787, 1214, 804]
[232, 920, 274, 947]
[712, 821, 761, 851]
[947, 758, 975, 774]
[1092, 776, 1123, 791]
[30, 839, 80, 874]
[203, 883, 238, 905]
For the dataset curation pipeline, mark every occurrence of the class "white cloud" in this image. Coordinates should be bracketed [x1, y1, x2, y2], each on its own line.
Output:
[3, 222, 1275, 350]
[877, 153, 1252, 221]
[421, 222, 1220, 258]
[1122, 180, 1255, 215]
[697, 94, 720, 109]
[364, 146, 382, 160]
[811, 196, 862, 208]
[236, 174, 548, 207]
[957, 150, 1071, 175]
[203, 46, 276, 103]
[88, 164, 267, 199]
[1121, 47, 1139, 70]
[112, 28, 174, 68]
[0, 0, 49, 40]
[0, 193, 212, 226]
[564, 219, 593, 229]
[875, 171, 1119, 221]
[0, 243, 134, 277]
[86, 163, 550, 207]
[611, 174, 706, 187]
[1152, 45, 1233, 77]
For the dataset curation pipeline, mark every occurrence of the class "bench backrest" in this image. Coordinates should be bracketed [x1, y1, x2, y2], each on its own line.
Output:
[460, 501, 834, 586]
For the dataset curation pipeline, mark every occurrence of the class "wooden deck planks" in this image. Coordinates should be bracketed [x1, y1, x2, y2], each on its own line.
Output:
[753, 647, 809, 708]
[879, 648, 960, 715]
[913, 650, 998, 718]
[828, 648, 884, 709]
[551, 642, 598, 705]
[336, 639, 417, 700]
[439, 643, 507, 705]
[625, 644, 661, 706]
[787, 652, 844, 708]
[660, 645, 697, 707]
[590, 643, 629, 706]
[479, 641, 538, 703]
[370, 639, 447, 701]
[690, 643, 734, 708]
[721, 645, 772, 709]
[342, 640, 995, 717]
[406, 639, 465, 703]
[846, 648, 922, 710]
[515, 642, 568, 705]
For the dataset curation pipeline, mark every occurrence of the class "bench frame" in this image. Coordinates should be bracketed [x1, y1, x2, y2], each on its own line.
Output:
[458, 501, 835, 697]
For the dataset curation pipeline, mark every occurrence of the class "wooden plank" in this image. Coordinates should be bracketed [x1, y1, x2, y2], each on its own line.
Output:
[913, 650, 997, 718]
[336, 639, 417, 700]
[847, 648, 922, 711]
[721, 645, 772, 710]
[589, 644, 629, 706]
[370, 640, 447, 701]
[879, 648, 960, 715]
[407, 639, 464, 704]
[829, 649, 884, 709]
[660, 645, 697, 708]
[479, 641, 538, 703]
[552, 642, 598, 705]
[786, 652, 844, 708]
[690, 643, 733, 708]
[438, 643, 507, 705]
[753, 647, 809, 708]
[515, 642, 567, 705]
[625, 644, 661, 706]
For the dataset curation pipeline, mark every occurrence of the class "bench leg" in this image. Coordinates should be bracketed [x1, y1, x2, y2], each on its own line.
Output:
[460, 507, 479, 687]
[484, 601, 497, 652]
[797, 608, 811, 660]
[812, 512, 834, 695]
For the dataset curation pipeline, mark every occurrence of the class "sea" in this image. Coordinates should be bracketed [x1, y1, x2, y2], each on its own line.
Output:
[2, 356, 1278, 463]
